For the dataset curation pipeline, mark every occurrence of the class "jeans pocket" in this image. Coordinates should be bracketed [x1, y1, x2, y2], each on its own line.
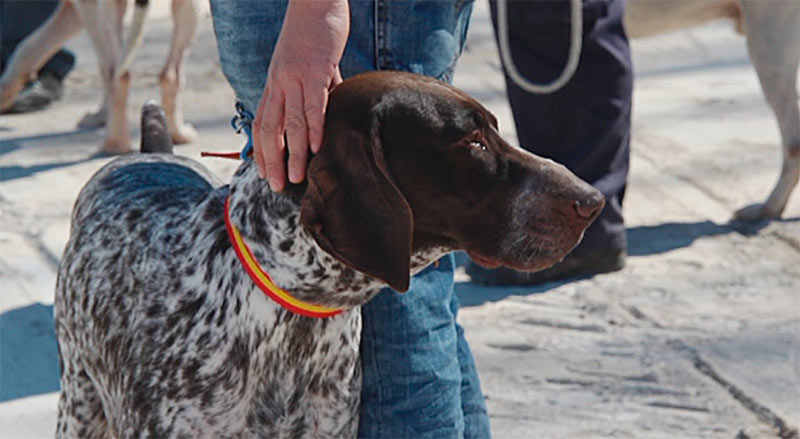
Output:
[378, 0, 474, 83]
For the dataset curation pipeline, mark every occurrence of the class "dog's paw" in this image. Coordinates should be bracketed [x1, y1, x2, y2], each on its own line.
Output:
[78, 110, 107, 129]
[171, 123, 198, 145]
[733, 203, 782, 222]
[0, 78, 26, 113]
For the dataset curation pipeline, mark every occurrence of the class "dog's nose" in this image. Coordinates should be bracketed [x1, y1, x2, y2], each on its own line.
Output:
[573, 191, 605, 219]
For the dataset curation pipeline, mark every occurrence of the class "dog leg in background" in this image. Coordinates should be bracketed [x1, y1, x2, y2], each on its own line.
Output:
[76, 96, 109, 130]
[73, 0, 132, 154]
[0, 1, 82, 112]
[160, 0, 199, 145]
[77, 0, 145, 131]
[734, 0, 800, 221]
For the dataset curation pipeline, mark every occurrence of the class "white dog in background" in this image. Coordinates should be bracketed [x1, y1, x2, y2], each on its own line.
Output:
[625, 0, 799, 221]
[0, 0, 200, 154]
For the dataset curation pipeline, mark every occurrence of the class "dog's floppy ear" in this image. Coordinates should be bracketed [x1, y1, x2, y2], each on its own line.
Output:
[300, 117, 413, 292]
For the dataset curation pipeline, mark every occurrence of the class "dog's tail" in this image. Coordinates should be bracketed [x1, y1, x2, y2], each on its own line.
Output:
[140, 100, 173, 154]
[117, 0, 150, 78]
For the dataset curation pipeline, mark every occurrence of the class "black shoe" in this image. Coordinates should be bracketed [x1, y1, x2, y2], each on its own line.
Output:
[3, 72, 64, 114]
[466, 248, 626, 286]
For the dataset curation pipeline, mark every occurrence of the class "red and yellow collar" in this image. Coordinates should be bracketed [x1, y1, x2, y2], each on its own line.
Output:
[224, 196, 343, 318]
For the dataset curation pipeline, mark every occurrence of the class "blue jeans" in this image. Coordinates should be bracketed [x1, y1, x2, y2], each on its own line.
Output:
[209, 1, 489, 438]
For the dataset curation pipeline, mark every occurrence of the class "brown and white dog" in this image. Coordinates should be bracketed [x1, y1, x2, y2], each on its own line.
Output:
[55, 72, 603, 437]
[0, 0, 200, 154]
[625, 0, 799, 221]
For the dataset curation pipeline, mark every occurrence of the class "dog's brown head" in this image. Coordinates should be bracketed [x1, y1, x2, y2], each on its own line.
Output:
[301, 71, 604, 292]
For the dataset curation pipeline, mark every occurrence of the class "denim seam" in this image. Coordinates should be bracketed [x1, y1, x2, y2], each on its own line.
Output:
[373, 0, 379, 70]
[375, 0, 390, 70]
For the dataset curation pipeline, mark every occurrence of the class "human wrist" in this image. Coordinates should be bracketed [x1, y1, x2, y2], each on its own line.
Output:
[281, 0, 350, 65]
[284, 0, 350, 36]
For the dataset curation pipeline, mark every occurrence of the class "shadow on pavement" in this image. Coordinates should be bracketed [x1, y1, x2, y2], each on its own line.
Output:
[0, 303, 60, 402]
[627, 217, 800, 256]
[0, 128, 102, 157]
[627, 220, 738, 256]
[0, 114, 232, 158]
[457, 217, 799, 307]
[455, 282, 558, 308]
[0, 160, 91, 182]
[635, 56, 750, 78]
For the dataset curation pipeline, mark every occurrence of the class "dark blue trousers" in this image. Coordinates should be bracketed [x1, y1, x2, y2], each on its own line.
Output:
[490, 0, 632, 253]
[0, 0, 75, 79]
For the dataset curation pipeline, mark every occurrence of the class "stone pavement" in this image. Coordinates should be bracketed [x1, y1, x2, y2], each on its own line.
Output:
[1, 2, 798, 437]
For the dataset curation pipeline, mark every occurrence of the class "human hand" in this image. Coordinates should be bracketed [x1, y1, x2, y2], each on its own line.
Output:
[253, 0, 349, 192]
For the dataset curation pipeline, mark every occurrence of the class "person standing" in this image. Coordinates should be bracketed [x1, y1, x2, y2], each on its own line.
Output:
[210, 1, 491, 437]
[469, 0, 632, 286]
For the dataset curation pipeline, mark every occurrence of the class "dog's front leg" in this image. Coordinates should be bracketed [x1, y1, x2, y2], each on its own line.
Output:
[734, 0, 800, 221]
[73, 0, 132, 154]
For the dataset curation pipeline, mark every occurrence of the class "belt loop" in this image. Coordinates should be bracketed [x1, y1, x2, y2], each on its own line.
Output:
[373, 0, 379, 69]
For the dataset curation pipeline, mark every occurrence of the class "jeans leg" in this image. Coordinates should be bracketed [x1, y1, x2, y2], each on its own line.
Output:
[359, 254, 476, 438]
[450, 293, 491, 438]
[0, 0, 75, 78]
[489, 0, 632, 253]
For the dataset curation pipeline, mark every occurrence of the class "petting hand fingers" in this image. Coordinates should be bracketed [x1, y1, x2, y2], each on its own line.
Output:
[253, 85, 270, 178]
[255, 85, 287, 192]
[284, 82, 309, 184]
[305, 80, 329, 154]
